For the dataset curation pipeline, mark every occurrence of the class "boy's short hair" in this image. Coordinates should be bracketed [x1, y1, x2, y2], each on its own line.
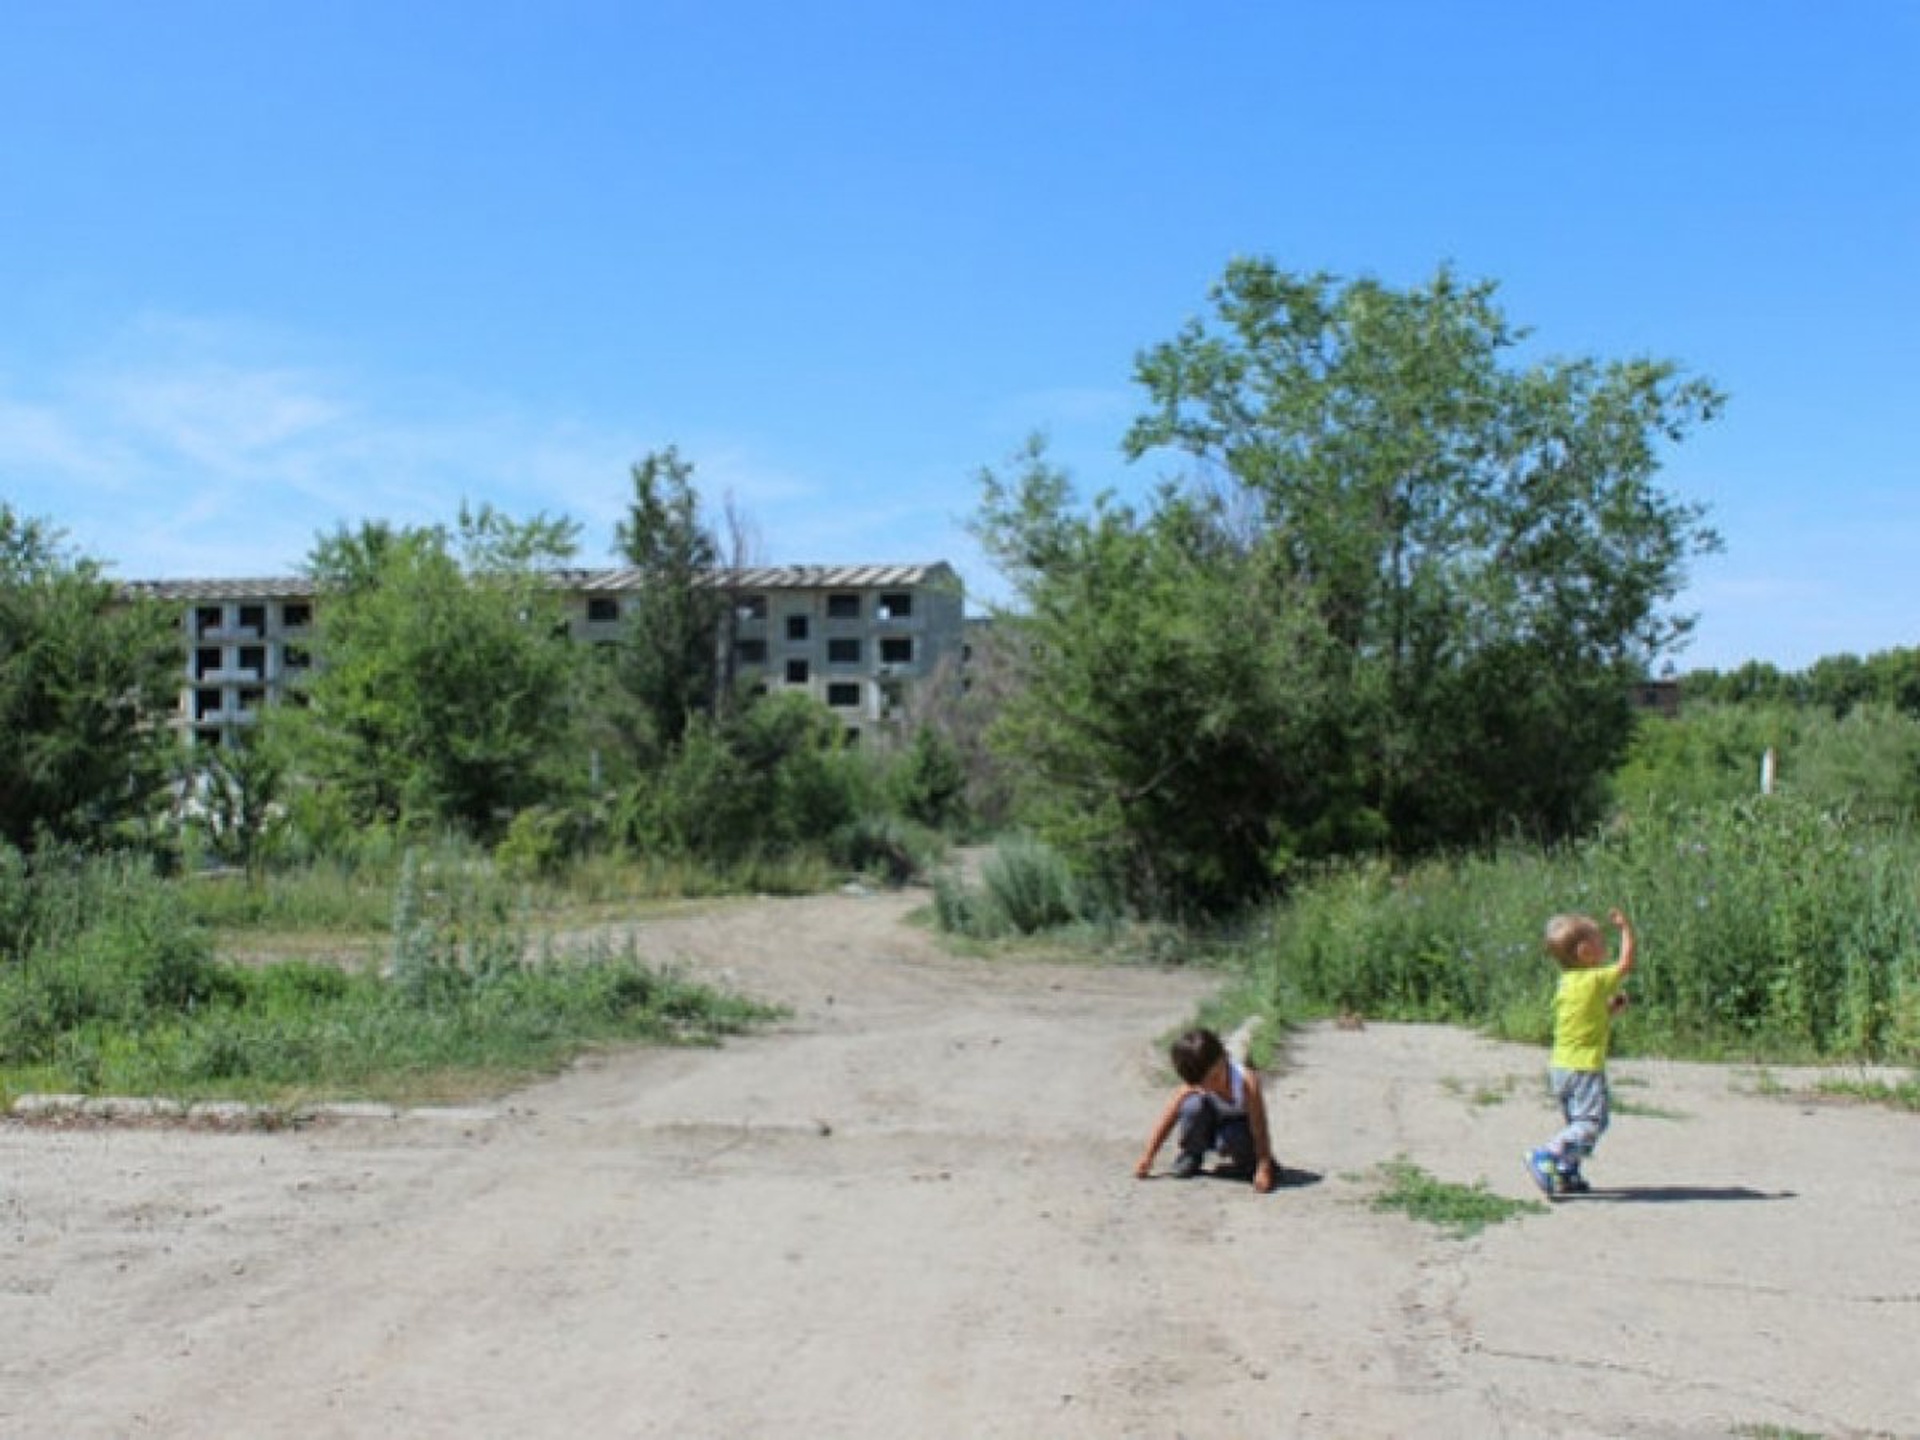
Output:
[1544, 913, 1600, 966]
[1170, 1027, 1226, 1085]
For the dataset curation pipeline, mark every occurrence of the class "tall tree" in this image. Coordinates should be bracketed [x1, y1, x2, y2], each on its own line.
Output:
[277, 505, 587, 837]
[977, 261, 1723, 912]
[613, 447, 725, 748]
[0, 505, 180, 849]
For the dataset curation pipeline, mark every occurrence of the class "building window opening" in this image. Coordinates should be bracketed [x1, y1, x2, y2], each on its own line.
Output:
[237, 604, 266, 632]
[196, 605, 223, 633]
[738, 595, 768, 621]
[586, 596, 620, 623]
[282, 601, 313, 628]
[195, 647, 222, 679]
[737, 638, 768, 664]
[786, 658, 810, 684]
[827, 682, 861, 708]
[194, 689, 222, 720]
[880, 636, 914, 665]
[827, 593, 861, 619]
[786, 614, 809, 641]
[878, 592, 913, 619]
[238, 645, 266, 674]
[827, 637, 861, 664]
[284, 645, 311, 669]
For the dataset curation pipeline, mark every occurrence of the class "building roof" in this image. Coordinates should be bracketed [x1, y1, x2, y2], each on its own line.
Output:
[121, 562, 957, 602]
[120, 577, 321, 602]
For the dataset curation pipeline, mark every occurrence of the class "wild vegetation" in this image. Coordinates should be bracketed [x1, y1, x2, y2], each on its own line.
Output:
[0, 840, 781, 1106]
[6, 258, 1918, 1100]
[1246, 793, 1920, 1064]
[1, 449, 960, 1103]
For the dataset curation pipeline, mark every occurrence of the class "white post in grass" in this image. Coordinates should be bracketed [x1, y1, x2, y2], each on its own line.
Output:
[1761, 746, 1776, 796]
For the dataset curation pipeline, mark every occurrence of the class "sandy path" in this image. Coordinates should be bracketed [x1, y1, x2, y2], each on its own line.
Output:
[4, 885, 1916, 1438]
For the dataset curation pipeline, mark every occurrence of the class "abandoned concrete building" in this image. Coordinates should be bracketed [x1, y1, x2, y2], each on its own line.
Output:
[121, 562, 966, 748]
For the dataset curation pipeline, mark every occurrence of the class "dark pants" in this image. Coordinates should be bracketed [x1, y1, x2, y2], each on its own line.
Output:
[1176, 1092, 1255, 1173]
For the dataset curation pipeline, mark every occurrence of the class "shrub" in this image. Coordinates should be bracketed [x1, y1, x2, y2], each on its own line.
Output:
[495, 806, 574, 881]
[888, 727, 970, 832]
[931, 834, 1116, 940]
[830, 814, 943, 885]
[0, 851, 230, 1063]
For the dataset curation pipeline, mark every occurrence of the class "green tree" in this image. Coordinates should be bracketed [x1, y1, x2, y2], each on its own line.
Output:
[977, 261, 1723, 913]
[276, 505, 588, 837]
[613, 447, 726, 749]
[621, 691, 863, 862]
[0, 506, 180, 849]
[1680, 660, 1801, 708]
[977, 447, 1366, 912]
[181, 733, 288, 872]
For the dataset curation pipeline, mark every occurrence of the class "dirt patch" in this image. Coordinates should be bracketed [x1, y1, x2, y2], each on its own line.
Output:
[4, 886, 1916, 1438]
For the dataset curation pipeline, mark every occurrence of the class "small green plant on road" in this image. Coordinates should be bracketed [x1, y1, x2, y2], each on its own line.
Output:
[1814, 1071, 1920, 1112]
[1369, 1159, 1546, 1238]
[1441, 1074, 1521, 1107]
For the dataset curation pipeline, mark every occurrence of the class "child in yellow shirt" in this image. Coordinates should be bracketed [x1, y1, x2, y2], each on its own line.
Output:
[1527, 908, 1636, 1198]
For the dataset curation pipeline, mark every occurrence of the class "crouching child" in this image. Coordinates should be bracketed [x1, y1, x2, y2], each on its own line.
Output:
[1134, 1026, 1278, 1193]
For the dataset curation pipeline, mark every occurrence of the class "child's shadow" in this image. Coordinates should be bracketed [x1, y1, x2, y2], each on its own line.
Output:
[1573, 1184, 1794, 1204]
[1201, 1163, 1324, 1191]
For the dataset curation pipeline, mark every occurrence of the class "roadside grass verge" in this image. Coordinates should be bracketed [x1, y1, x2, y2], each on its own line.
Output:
[180, 841, 841, 939]
[1, 845, 782, 1108]
[1368, 1159, 1546, 1238]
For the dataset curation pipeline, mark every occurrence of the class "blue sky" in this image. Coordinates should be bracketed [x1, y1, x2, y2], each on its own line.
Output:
[2, 2, 1914, 672]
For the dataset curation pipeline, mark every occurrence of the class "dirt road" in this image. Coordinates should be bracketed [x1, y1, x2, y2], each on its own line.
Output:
[5, 885, 1916, 1438]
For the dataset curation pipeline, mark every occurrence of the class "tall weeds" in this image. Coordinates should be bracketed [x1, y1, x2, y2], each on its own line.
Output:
[1255, 795, 1920, 1063]
[0, 841, 779, 1103]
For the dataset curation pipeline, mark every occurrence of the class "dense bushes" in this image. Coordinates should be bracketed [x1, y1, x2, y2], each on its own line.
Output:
[1252, 795, 1920, 1063]
[1616, 700, 1920, 821]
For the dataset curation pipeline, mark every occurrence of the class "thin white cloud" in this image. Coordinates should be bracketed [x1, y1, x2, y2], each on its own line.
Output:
[0, 321, 674, 576]
[92, 366, 345, 477]
[2, 315, 1005, 598]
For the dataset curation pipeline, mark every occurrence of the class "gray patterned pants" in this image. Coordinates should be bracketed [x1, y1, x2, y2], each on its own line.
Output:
[1548, 1067, 1611, 1164]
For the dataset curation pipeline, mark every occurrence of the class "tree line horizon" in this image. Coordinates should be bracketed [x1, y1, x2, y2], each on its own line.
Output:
[8, 257, 1903, 917]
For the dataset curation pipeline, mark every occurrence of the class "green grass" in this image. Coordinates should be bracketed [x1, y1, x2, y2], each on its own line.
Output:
[0, 844, 789, 1108]
[1, 940, 784, 1109]
[1246, 794, 1920, 1068]
[1368, 1159, 1546, 1238]
[1440, 1074, 1523, 1107]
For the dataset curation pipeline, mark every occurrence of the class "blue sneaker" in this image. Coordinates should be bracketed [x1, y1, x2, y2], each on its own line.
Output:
[1525, 1148, 1561, 1198]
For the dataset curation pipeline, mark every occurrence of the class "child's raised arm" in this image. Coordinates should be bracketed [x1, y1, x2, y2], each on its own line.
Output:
[1608, 908, 1638, 977]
